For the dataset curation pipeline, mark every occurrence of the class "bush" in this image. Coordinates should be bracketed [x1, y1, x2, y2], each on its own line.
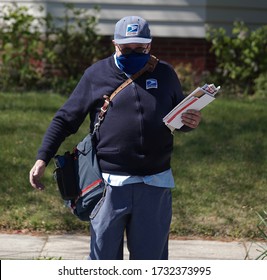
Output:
[207, 21, 267, 95]
[254, 72, 267, 98]
[42, 3, 108, 94]
[0, 3, 108, 93]
[0, 3, 44, 91]
[174, 63, 196, 95]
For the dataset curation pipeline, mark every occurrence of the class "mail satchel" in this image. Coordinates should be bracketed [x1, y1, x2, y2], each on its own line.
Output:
[54, 133, 105, 221]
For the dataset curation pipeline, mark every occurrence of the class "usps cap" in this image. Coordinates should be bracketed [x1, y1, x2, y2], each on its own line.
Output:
[114, 16, 152, 44]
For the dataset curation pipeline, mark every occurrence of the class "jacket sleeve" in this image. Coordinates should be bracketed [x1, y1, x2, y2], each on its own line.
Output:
[36, 72, 94, 165]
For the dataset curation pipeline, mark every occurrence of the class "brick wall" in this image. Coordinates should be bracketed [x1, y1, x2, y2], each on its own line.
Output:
[151, 38, 216, 73]
[101, 37, 216, 73]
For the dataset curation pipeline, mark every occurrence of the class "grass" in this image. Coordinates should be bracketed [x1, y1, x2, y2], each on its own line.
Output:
[254, 211, 267, 259]
[171, 96, 267, 239]
[0, 92, 266, 240]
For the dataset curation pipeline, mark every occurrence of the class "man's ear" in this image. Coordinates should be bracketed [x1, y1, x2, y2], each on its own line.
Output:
[145, 43, 152, 54]
[113, 41, 121, 56]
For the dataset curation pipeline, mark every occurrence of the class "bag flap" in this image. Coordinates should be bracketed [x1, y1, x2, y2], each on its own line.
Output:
[76, 134, 93, 154]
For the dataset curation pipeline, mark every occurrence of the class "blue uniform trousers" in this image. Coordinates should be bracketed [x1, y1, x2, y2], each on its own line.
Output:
[89, 183, 172, 260]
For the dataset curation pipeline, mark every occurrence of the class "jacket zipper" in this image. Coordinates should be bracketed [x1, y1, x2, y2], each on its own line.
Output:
[132, 82, 144, 151]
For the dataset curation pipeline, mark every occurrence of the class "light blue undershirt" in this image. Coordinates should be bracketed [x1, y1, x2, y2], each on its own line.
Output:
[101, 56, 175, 188]
[102, 169, 175, 188]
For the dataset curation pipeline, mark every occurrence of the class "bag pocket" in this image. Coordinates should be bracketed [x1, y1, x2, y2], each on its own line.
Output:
[54, 152, 79, 200]
[74, 181, 105, 221]
[89, 186, 107, 220]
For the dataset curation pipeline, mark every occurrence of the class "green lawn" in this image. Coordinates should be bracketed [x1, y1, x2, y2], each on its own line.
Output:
[0, 92, 266, 239]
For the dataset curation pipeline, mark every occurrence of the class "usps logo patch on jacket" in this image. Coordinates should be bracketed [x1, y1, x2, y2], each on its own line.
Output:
[146, 79, 158, 89]
[126, 24, 139, 36]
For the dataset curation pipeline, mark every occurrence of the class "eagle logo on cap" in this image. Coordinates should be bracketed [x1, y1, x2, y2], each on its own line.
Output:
[126, 24, 139, 36]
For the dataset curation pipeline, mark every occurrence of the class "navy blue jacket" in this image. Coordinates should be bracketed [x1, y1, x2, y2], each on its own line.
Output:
[37, 55, 190, 175]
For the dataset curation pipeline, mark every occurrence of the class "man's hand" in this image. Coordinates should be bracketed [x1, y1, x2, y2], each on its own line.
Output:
[181, 109, 201, 129]
[29, 159, 46, 190]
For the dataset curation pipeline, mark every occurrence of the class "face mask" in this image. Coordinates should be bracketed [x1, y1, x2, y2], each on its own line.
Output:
[116, 52, 150, 75]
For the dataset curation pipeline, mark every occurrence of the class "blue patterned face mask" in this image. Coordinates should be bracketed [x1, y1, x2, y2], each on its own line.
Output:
[116, 53, 150, 75]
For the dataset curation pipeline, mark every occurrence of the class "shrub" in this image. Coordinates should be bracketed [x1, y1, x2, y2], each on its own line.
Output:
[207, 21, 267, 95]
[42, 3, 108, 94]
[174, 63, 197, 95]
[254, 72, 267, 98]
[0, 3, 108, 93]
[0, 3, 44, 91]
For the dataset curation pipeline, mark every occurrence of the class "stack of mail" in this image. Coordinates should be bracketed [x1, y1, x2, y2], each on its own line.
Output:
[163, 84, 220, 132]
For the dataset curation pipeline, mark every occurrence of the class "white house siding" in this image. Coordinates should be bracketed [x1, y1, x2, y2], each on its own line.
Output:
[205, 0, 267, 32]
[1, 0, 266, 71]
[1, 0, 266, 38]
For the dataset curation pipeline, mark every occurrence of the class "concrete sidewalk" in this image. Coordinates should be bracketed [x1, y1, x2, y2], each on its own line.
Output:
[0, 233, 265, 260]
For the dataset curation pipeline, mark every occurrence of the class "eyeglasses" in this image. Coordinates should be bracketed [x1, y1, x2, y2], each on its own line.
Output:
[117, 44, 149, 55]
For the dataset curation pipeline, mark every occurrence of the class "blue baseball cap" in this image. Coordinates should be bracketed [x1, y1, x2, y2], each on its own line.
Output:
[114, 16, 152, 44]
